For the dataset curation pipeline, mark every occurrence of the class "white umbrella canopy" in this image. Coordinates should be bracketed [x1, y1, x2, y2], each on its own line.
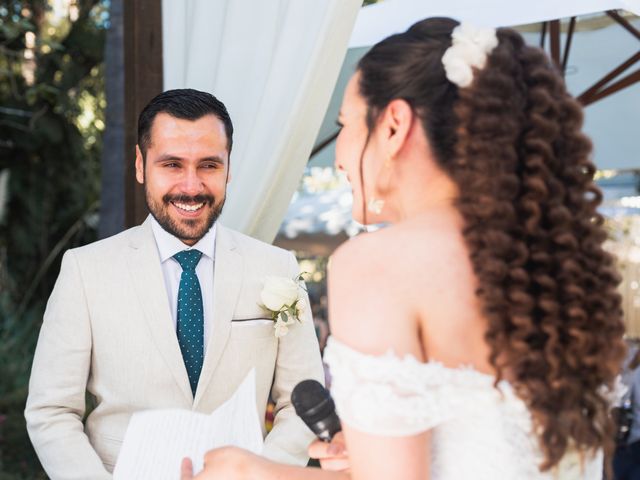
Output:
[349, 0, 640, 47]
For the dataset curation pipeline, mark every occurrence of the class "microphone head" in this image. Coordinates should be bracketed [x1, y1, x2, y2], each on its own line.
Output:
[291, 379, 341, 441]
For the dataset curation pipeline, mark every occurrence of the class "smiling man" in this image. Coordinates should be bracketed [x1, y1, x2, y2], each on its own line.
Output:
[25, 89, 324, 479]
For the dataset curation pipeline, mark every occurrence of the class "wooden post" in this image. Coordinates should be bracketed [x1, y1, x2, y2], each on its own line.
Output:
[123, 0, 163, 228]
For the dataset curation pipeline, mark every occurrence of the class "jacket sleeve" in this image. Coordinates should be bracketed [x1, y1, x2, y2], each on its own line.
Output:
[261, 252, 325, 465]
[24, 250, 112, 480]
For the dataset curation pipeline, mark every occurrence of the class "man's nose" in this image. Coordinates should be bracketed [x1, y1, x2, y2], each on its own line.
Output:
[180, 168, 204, 194]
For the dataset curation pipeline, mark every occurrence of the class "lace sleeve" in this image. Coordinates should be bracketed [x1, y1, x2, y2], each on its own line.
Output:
[323, 337, 472, 437]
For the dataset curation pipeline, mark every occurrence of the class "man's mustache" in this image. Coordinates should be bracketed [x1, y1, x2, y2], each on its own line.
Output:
[163, 193, 214, 205]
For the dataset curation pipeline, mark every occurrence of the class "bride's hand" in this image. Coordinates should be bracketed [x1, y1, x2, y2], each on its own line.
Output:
[180, 447, 262, 479]
[308, 432, 350, 472]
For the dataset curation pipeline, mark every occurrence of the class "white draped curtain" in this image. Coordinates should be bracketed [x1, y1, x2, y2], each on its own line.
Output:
[162, 0, 361, 243]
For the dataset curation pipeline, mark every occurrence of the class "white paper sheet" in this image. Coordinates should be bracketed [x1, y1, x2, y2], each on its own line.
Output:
[113, 369, 263, 479]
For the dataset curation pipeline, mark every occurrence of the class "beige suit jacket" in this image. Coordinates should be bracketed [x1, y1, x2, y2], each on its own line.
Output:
[25, 218, 324, 479]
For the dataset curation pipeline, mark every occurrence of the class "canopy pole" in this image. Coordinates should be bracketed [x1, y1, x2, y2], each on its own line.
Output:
[578, 51, 640, 105]
[561, 17, 576, 74]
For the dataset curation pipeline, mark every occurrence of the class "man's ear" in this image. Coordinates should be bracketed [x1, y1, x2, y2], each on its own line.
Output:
[226, 159, 232, 184]
[135, 145, 144, 184]
[383, 99, 414, 157]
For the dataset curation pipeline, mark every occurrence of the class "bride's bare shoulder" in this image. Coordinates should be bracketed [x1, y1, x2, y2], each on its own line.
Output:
[331, 215, 466, 274]
[330, 230, 386, 271]
[327, 215, 471, 357]
[328, 231, 424, 356]
[329, 216, 467, 307]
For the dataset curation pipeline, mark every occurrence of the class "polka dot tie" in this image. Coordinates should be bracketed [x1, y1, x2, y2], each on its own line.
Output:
[173, 249, 204, 396]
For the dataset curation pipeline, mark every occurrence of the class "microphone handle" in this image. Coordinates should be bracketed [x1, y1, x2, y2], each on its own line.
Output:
[312, 416, 342, 442]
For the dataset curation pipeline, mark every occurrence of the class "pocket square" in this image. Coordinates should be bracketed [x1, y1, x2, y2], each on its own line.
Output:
[231, 317, 273, 325]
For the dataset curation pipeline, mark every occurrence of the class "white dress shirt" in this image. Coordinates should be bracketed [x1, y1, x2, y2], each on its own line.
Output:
[150, 215, 216, 353]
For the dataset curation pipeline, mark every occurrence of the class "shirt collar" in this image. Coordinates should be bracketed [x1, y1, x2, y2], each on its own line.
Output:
[149, 215, 217, 263]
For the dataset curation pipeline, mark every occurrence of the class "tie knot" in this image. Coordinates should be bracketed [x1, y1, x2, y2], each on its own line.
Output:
[173, 249, 203, 272]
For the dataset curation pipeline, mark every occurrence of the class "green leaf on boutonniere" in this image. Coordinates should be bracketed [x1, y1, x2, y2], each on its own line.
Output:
[287, 301, 298, 317]
[279, 311, 289, 323]
[295, 272, 309, 292]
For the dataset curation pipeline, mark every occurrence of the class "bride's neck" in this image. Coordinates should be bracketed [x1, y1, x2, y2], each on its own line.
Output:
[388, 172, 459, 223]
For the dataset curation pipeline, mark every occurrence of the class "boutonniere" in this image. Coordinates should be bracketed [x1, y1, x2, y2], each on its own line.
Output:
[260, 274, 306, 338]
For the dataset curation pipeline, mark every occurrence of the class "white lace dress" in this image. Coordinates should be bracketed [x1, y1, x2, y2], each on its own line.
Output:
[323, 337, 603, 480]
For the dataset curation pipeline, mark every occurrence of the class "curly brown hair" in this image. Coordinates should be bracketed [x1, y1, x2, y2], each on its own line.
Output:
[357, 17, 626, 471]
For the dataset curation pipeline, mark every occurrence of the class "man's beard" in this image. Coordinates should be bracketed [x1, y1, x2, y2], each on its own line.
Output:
[146, 190, 225, 243]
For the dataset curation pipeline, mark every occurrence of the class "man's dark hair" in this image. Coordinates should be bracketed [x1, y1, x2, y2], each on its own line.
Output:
[137, 88, 234, 157]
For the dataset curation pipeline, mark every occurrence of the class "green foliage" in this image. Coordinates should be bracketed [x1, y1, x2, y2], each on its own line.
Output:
[0, 1, 106, 477]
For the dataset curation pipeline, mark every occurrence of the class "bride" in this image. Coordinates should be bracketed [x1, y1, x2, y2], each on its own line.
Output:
[184, 17, 625, 479]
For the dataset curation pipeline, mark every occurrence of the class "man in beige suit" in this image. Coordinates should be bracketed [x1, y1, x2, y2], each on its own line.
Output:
[25, 89, 324, 479]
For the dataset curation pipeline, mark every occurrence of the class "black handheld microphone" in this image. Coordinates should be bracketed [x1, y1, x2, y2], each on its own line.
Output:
[291, 379, 342, 442]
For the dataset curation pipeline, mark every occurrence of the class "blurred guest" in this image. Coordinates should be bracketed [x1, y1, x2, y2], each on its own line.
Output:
[614, 340, 640, 480]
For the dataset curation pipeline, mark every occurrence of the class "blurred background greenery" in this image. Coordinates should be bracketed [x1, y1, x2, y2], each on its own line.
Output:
[0, 1, 107, 477]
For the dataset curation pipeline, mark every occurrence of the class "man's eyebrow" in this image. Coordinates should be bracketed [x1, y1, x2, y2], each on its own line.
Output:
[154, 154, 184, 163]
[153, 154, 226, 163]
[199, 156, 226, 164]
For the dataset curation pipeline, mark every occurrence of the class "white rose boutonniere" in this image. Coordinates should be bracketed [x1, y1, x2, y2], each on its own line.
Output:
[260, 274, 307, 338]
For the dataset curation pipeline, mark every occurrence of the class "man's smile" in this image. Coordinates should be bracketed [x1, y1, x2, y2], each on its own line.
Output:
[172, 201, 205, 212]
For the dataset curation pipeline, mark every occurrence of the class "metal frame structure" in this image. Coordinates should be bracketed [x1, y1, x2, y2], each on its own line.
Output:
[539, 11, 640, 106]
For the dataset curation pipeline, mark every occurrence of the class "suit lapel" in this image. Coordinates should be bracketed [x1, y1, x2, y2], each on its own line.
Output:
[194, 225, 242, 407]
[126, 218, 193, 404]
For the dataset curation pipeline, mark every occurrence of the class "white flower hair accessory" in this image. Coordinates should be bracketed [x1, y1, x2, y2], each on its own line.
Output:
[441, 23, 499, 88]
